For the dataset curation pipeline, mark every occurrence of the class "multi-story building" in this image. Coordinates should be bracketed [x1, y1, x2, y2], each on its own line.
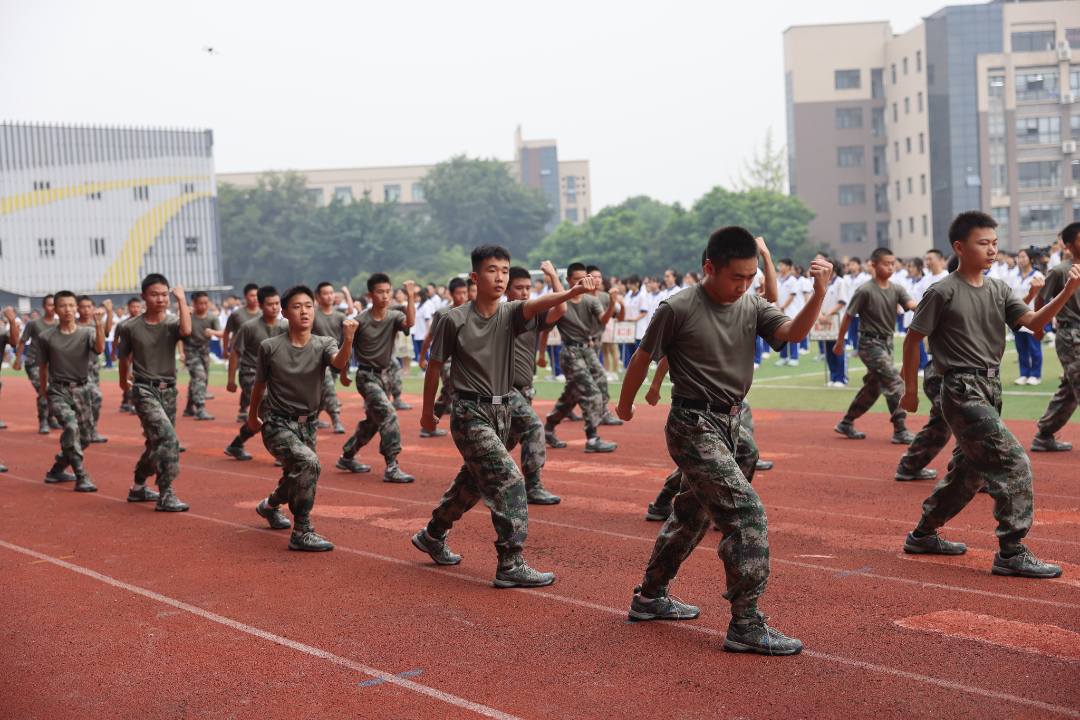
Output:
[785, 0, 1080, 259]
[217, 126, 591, 234]
[0, 122, 224, 306]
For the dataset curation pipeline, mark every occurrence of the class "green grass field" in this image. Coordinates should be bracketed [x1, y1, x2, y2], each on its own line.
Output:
[1, 336, 1064, 421]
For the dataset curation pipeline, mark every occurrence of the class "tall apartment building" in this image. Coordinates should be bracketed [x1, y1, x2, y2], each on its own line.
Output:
[217, 126, 591, 234]
[785, 0, 1080, 259]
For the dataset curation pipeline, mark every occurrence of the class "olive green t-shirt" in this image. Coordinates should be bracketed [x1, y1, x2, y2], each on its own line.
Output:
[184, 312, 221, 349]
[312, 308, 347, 341]
[639, 284, 790, 406]
[234, 317, 289, 370]
[224, 307, 260, 341]
[513, 309, 555, 388]
[1038, 261, 1080, 325]
[256, 334, 339, 416]
[351, 309, 406, 368]
[430, 300, 534, 397]
[22, 316, 59, 365]
[116, 314, 183, 381]
[910, 273, 1030, 373]
[590, 293, 613, 343]
[844, 280, 913, 338]
[557, 295, 602, 344]
[38, 325, 97, 384]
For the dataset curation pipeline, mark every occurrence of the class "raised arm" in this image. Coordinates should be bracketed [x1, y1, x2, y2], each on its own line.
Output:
[401, 281, 417, 331]
[524, 272, 595, 321]
[757, 238, 778, 304]
[93, 308, 106, 355]
[773, 260, 831, 343]
[2, 307, 20, 347]
[173, 286, 191, 337]
[598, 287, 619, 324]
[332, 319, 357, 370]
[102, 299, 114, 335]
[540, 261, 568, 324]
[1016, 264, 1080, 332]
[1023, 275, 1044, 305]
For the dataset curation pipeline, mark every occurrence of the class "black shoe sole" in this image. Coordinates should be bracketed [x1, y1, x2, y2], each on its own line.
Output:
[527, 497, 561, 505]
[991, 565, 1062, 578]
[288, 543, 334, 552]
[411, 534, 461, 565]
[903, 543, 966, 555]
[722, 639, 803, 655]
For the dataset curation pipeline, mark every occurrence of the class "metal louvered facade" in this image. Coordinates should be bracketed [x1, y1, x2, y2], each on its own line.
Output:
[0, 122, 224, 298]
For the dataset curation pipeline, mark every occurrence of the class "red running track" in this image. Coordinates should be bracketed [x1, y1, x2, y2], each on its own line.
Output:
[0, 378, 1078, 719]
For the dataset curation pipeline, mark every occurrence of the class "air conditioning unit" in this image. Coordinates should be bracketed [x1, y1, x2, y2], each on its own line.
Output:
[1064, 92, 1077, 105]
[1059, 41, 1073, 60]
[1064, 141, 1079, 154]
[1065, 186, 1079, 199]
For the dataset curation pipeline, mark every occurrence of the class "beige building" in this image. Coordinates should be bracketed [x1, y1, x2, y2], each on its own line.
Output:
[217, 127, 591, 233]
[785, 0, 1080, 259]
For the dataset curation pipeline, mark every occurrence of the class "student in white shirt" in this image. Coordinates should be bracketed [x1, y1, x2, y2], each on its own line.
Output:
[844, 257, 870, 349]
[775, 257, 804, 365]
[819, 259, 850, 385]
[1012, 248, 1046, 385]
[659, 269, 682, 300]
[621, 275, 646, 367]
[412, 291, 435, 361]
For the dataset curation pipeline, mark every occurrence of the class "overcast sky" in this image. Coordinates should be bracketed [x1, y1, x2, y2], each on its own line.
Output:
[1, 0, 985, 210]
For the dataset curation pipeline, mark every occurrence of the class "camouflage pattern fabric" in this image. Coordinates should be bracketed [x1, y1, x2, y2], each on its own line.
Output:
[897, 362, 953, 473]
[46, 383, 95, 478]
[86, 356, 103, 425]
[546, 345, 604, 438]
[320, 367, 341, 423]
[426, 399, 529, 564]
[26, 364, 50, 424]
[184, 346, 211, 412]
[131, 383, 180, 490]
[238, 366, 256, 414]
[505, 385, 546, 489]
[640, 406, 770, 620]
[231, 421, 259, 448]
[586, 347, 610, 404]
[387, 358, 403, 399]
[1035, 326, 1080, 438]
[842, 335, 908, 431]
[342, 370, 400, 463]
[433, 362, 454, 418]
[262, 412, 321, 532]
[915, 372, 1033, 554]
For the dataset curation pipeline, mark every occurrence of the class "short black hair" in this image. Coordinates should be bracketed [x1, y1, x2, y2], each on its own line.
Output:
[76, 294, 93, 304]
[829, 258, 844, 278]
[947, 254, 959, 273]
[625, 274, 640, 285]
[566, 262, 587, 278]
[316, 281, 334, 293]
[447, 278, 468, 293]
[948, 210, 997, 247]
[705, 226, 759, 269]
[127, 297, 140, 306]
[908, 257, 924, 271]
[257, 285, 279, 305]
[54, 290, 77, 304]
[281, 285, 314, 307]
[926, 248, 944, 260]
[585, 264, 600, 275]
[43, 294, 55, 305]
[141, 273, 169, 293]
[848, 256, 862, 265]
[869, 247, 894, 263]
[466, 278, 476, 287]
[508, 267, 531, 283]
[243, 283, 259, 295]
[777, 257, 793, 267]
[1061, 221, 1080, 248]
[191, 290, 208, 301]
[470, 244, 512, 271]
[367, 273, 392, 292]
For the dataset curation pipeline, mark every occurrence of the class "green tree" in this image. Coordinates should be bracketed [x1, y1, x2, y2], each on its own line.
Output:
[732, 127, 787, 194]
[419, 155, 553, 261]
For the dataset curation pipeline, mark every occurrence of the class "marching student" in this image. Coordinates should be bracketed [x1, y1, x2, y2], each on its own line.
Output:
[223, 283, 262, 422]
[418, 277, 470, 435]
[412, 244, 595, 587]
[586, 264, 624, 424]
[617, 227, 828, 655]
[833, 247, 918, 442]
[1030, 221, 1080, 452]
[248, 285, 358, 551]
[113, 297, 143, 414]
[180, 291, 221, 421]
[12, 295, 60, 434]
[116, 274, 192, 511]
[917, 250, 949, 371]
[1009, 249, 1045, 386]
[75, 296, 111, 443]
[336, 275, 417, 483]
[37, 291, 107, 491]
[899, 211, 1080, 578]
[312, 281, 348, 433]
[543, 262, 619, 452]
[223, 287, 289, 460]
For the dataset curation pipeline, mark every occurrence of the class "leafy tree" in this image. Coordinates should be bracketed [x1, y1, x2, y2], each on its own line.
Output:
[732, 127, 787, 194]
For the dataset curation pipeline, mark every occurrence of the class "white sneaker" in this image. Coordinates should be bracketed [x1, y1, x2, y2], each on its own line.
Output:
[917, 370, 925, 378]
[753, 363, 761, 370]
[554, 374, 566, 382]
[1015, 376, 1029, 386]
[787, 359, 800, 367]
[812, 354, 825, 362]
[761, 352, 771, 359]
[1027, 376, 1042, 386]
[775, 358, 789, 366]
[825, 381, 836, 388]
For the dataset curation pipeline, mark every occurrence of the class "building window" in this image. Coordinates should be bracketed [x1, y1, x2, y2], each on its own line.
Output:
[1019, 204, 1064, 232]
[873, 145, 887, 175]
[1073, 71, 1080, 95]
[182, 183, 195, 194]
[904, 98, 910, 114]
[891, 64, 896, 84]
[837, 146, 865, 167]
[907, 177, 914, 194]
[1016, 117, 1061, 145]
[919, 133, 925, 153]
[895, 180, 901, 201]
[334, 187, 353, 204]
[892, 103, 898, 123]
[411, 183, 425, 202]
[38, 238, 55, 257]
[904, 58, 909, 75]
[917, 92, 923, 112]
[1068, 29, 1080, 45]
[906, 137, 912, 154]
[922, 215, 929, 236]
[836, 108, 863, 129]
[184, 237, 199, 253]
[1017, 161, 1062, 189]
[894, 142, 900, 161]
[1011, 31, 1055, 52]
[134, 185, 149, 200]
[307, 188, 324, 206]
[90, 238, 105, 256]
[921, 174, 927, 195]
[840, 222, 868, 244]
[565, 208, 579, 223]
[1015, 72, 1060, 102]
[872, 108, 886, 137]
[32, 181, 51, 190]
[876, 221, 890, 243]
[916, 51, 922, 72]
[1073, 159, 1080, 184]
[871, 69, 885, 98]
[874, 183, 889, 213]
[835, 70, 861, 89]
[838, 184, 866, 206]
[909, 217, 915, 234]
[86, 190, 101, 200]
[566, 175, 577, 204]
[383, 185, 400, 202]
[992, 207, 1010, 244]
[897, 219, 903, 239]
[1073, 115, 1080, 140]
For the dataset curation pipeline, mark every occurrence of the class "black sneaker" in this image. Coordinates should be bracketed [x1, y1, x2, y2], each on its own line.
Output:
[178, 446, 186, 453]
[1030, 435, 1073, 453]
[223, 445, 252, 461]
[755, 460, 773, 471]
[645, 503, 672, 522]
[724, 613, 803, 655]
[74, 476, 98, 493]
[628, 593, 700, 621]
[584, 438, 617, 453]
[90, 434, 109, 443]
[236, 412, 248, 423]
[336, 456, 371, 473]
[393, 399, 413, 411]
[833, 422, 865, 439]
[892, 429, 915, 444]
[44, 470, 76, 483]
[0, 419, 6, 429]
[383, 464, 415, 483]
[289, 528, 334, 552]
[0, 462, 8, 472]
[256, 499, 292, 529]
[182, 409, 195, 417]
[494, 558, 555, 588]
[991, 549, 1062, 578]
[205, 393, 215, 400]
[903, 531, 966, 555]
[155, 492, 190, 512]
[128, 406, 137, 415]
[895, 467, 937, 481]
[526, 486, 561, 505]
[419, 428, 447, 438]
[544, 429, 567, 448]
[411, 528, 462, 565]
[127, 485, 159, 502]
[274, 459, 282, 467]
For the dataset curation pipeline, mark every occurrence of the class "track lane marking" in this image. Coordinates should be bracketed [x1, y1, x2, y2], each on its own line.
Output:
[0, 539, 521, 720]
[895, 610, 1080, 661]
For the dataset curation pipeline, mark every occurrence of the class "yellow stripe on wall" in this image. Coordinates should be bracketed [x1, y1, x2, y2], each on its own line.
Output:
[0, 175, 211, 216]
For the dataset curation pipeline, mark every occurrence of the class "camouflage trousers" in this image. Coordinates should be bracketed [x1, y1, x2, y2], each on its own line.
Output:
[238, 366, 256, 414]
[387, 359, 403, 399]
[131, 383, 180, 490]
[46, 383, 95, 478]
[184, 346, 211, 412]
[262, 412, 321, 532]
[342, 370, 400, 464]
[915, 373, 1033, 553]
[897, 362, 953, 473]
[842, 335, 907, 431]
[653, 402, 760, 507]
[433, 362, 454, 418]
[86, 357, 102, 427]
[1036, 326, 1080, 438]
[426, 399, 529, 565]
[587, 347, 610, 404]
[26, 364, 51, 425]
[547, 345, 604, 438]
[641, 406, 770, 620]
[504, 385, 546, 489]
[320, 367, 341, 423]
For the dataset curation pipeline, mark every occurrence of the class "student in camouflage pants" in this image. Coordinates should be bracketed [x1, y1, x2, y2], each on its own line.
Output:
[432, 362, 454, 418]
[839, 335, 910, 438]
[341, 369, 402, 468]
[1033, 323, 1080, 448]
[238, 366, 256, 415]
[895, 362, 953, 480]
[46, 384, 96, 488]
[184, 346, 211, 414]
[262, 414, 321, 533]
[505, 385, 556, 503]
[132, 384, 181, 492]
[546, 345, 605, 439]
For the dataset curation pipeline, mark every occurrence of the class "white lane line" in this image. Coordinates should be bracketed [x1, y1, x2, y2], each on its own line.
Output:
[0, 539, 521, 720]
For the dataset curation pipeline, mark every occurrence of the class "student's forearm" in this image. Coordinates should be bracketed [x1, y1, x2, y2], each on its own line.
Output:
[331, 345, 353, 370]
[419, 333, 434, 362]
[248, 382, 265, 427]
[902, 332, 924, 394]
[402, 299, 416, 330]
[177, 302, 192, 338]
[94, 320, 106, 354]
[1023, 287, 1039, 304]
[422, 360, 443, 415]
[650, 356, 669, 392]
[524, 287, 585, 320]
[228, 350, 239, 384]
[38, 363, 49, 395]
[119, 357, 131, 386]
[599, 297, 617, 324]
[835, 315, 851, 346]
[761, 256, 778, 303]
[617, 351, 652, 417]
[776, 293, 826, 343]
[1022, 287, 1077, 331]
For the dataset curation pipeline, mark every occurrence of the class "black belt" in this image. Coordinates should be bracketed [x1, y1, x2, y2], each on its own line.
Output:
[946, 367, 1000, 378]
[457, 391, 510, 405]
[1059, 322, 1080, 329]
[562, 341, 589, 348]
[671, 396, 742, 415]
[134, 377, 176, 389]
[266, 410, 317, 423]
[50, 378, 88, 388]
[860, 332, 892, 341]
[356, 364, 389, 375]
